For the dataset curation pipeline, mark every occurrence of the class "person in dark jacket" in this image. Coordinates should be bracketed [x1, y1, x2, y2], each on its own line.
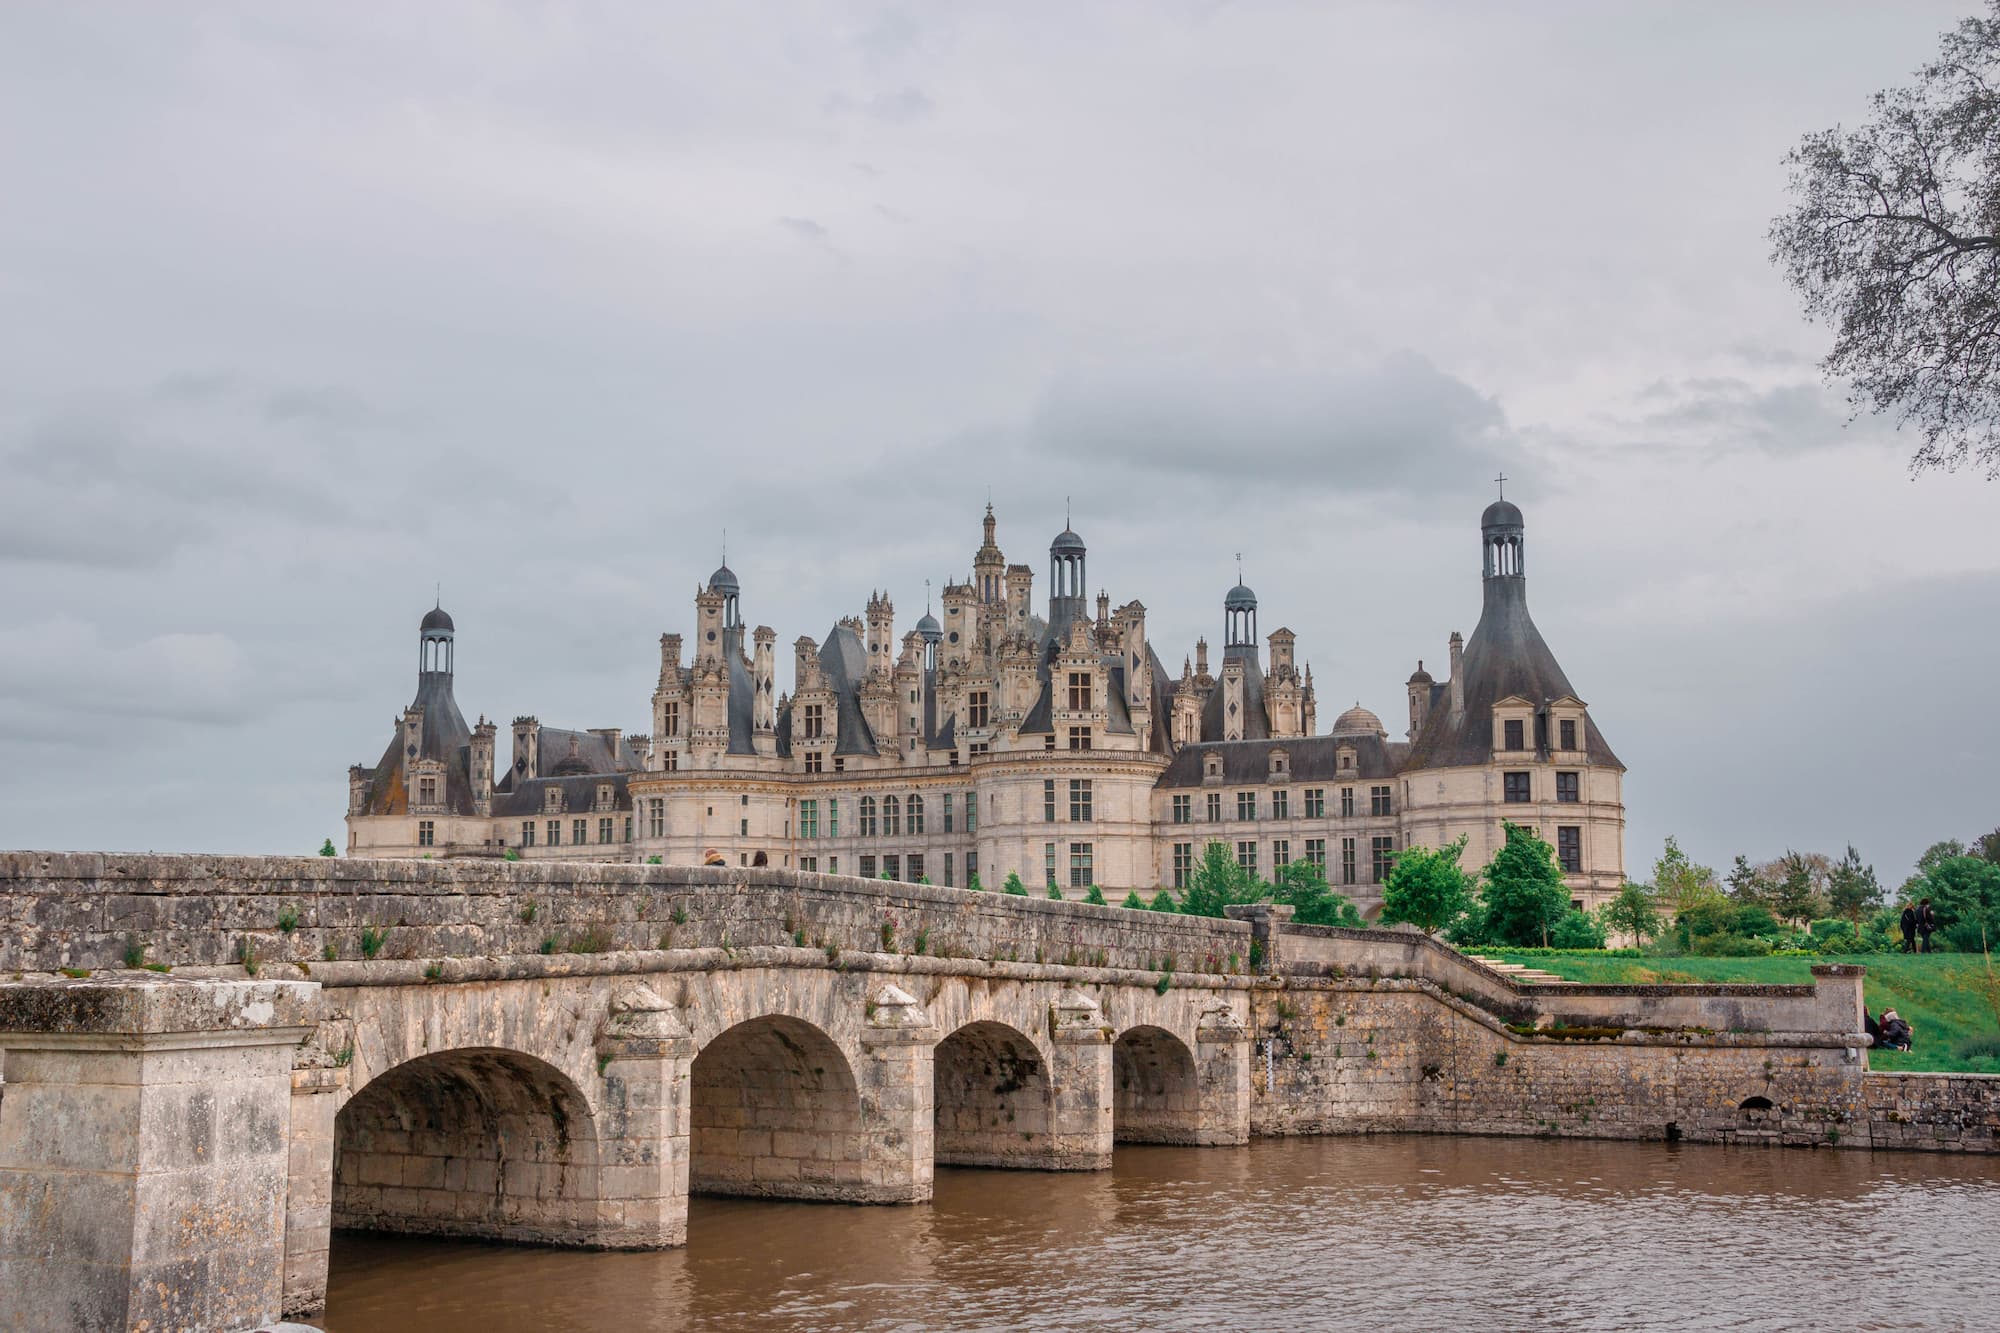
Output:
[1900, 903, 1919, 953]
[751, 849, 769, 867]
[1865, 1010, 1882, 1046]
[1918, 898, 1937, 953]
[1877, 1010, 1914, 1051]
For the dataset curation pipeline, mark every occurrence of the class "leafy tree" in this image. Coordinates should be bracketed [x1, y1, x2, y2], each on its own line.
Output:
[1270, 860, 1362, 928]
[1725, 854, 1770, 905]
[966, 871, 983, 892]
[1379, 836, 1472, 937]
[1650, 836, 1724, 920]
[1178, 842, 1267, 919]
[1550, 909, 1606, 950]
[1912, 855, 2000, 952]
[1084, 884, 1107, 906]
[1148, 890, 1179, 913]
[1601, 881, 1661, 946]
[1769, 850, 1826, 927]
[1121, 891, 1146, 910]
[1973, 828, 2000, 865]
[1826, 844, 1884, 942]
[318, 839, 338, 857]
[1474, 823, 1570, 947]
[1003, 873, 1028, 897]
[1770, 4, 2000, 475]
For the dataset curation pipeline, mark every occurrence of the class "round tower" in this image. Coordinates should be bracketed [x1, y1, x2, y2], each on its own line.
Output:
[419, 605, 454, 677]
[1482, 498, 1525, 579]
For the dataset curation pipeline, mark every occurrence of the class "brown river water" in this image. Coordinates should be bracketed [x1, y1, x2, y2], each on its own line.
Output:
[322, 1135, 2000, 1332]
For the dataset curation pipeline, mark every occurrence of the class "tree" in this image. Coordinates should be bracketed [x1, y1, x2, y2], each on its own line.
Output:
[1918, 839, 1967, 876]
[1178, 842, 1267, 919]
[1270, 860, 1363, 928]
[1148, 890, 1178, 913]
[1770, 4, 2000, 476]
[318, 838, 338, 857]
[1475, 823, 1571, 947]
[1121, 891, 1147, 910]
[1826, 844, 1884, 942]
[1003, 872, 1028, 897]
[1650, 837, 1724, 920]
[1969, 828, 2000, 865]
[1602, 882, 1662, 946]
[1725, 855, 1770, 905]
[966, 871, 983, 892]
[1084, 885, 1107, 906]
[1769, 851, 1825, 927]
[1551, 909, 1607, 950]
[1911, 854, 2000, 951]
[1379, 836, 1473, 937]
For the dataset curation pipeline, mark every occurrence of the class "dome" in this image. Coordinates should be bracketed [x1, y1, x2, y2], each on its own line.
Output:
[708, 564, 740, 595]
[421, 606, 454, 633]
[549, 755, 593, 777]
[1050, 527, 1086, 555]
[1331, 703, 1386, 738]
[915, 612, 942, 641]
[1224, 582, 1258, 612]
[1481, 498, 1524, 531]
[1407, 660, 1434, 685]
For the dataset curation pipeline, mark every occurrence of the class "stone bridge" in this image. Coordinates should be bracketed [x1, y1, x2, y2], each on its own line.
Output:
[0, 853, 1993, 1332]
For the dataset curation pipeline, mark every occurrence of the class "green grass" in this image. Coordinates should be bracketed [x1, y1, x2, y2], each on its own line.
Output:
[1484, 950, 2000, 1075]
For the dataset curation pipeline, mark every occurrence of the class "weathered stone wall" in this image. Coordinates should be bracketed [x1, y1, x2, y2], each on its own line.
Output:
[1859, 1071, 2000, 1152]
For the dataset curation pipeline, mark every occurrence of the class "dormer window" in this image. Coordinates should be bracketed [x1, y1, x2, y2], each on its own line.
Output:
[543, 787, 563, 814]
[803, 703, 824, 739]
[1204, 755, 1222, 780]
[1269, 749, 1289, 777]
[1067, 672, 1092, 710]
[418, 776, 438, 806]
[1504, 719, 1526, 751]
[1559, 718, 1577, 751]
[596, 784, 613, 811]
[662, 702, 680, 738]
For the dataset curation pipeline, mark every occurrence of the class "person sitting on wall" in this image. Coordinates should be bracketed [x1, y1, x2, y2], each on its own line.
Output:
[702, 846, 726, 867]
[1900, 903, 1919, 954]
[1877, 1010, 1914, 1052]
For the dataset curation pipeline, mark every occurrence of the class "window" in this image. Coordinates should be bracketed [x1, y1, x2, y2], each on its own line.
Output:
[1044, 842, 1058, 888]
[662, 702, 680, 737]
[1304, 788, 1325, 819]
[418, 776, 438, 806]
[547, 819, 561, 847]
[1504, 718, 1526, 751]
[800, 800, 818, 839]
[1067, 672, 1092, 710]
[571, 818, 586, 845]
[1173, 842, 1193, 888]
[520, 821, 535, 847]
[909, 794, 925, 834]
[1206, 792, 1223, 822]
[1045, 734, 1056, 751]
[545, 787, 563, 814]
[1172, 794, 1191, 824]
[1044, 779, 1057, 822]
[1504, 772, 1532, 804]
[647, 798, 665, 838]
[1371, 836, 1395, 883]
[1236, 840, 1258, 874]
[943, 794, 954, 833]
[1272, 789, 1289, 819]
[662, 749, 678, 772]
[1371, 785, 1392, 817]
[801, 856, 817, 873]
[1341, 836, 1357, 885]
[1305, 837, 1326, 869]
[597, 784, 614, 812]
[1069, 843, 1094, 888]
[1068, 726, 1092, 751]
[1557, 826, 1582, 873]
[884, 854, 902, 881]
[1070, 779, 1093, 822]
[1237, 791, 1257, 821]
[828, 798, 839, 836]
[623, 816, 633, 842]
[860, 796, 877, 837]
[883, 795, 901, 836]
[968, 741, 989, 756]
[1556, 772, 1580, 803]
[943, 852, 954, 886]
[859, 854, 876, 879]
[968, 691, 990, 729]
[739, 818, 748, 837]
[908, 853, 924, 882]
[802, 703, 824, 739]
[1340, 787, 1355, 817]
[834, 756, 845, 773]
[963, 791, 976, 834]
[1273, 839, 1291, 867]
[599, 817, 614, 844]
[417, 820, 435, 847]
[828, 856, 839, 875]
[1560, 718, 1577, 752]
[804, 750, 822, 774]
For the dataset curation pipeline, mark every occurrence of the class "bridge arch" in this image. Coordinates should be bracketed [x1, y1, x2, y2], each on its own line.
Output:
[1112, 1025, 1204, 1144]
[333, 1046, 604, 1244]
[689, 1014, 871, 1200]
[933, 1019, 1056, 1168]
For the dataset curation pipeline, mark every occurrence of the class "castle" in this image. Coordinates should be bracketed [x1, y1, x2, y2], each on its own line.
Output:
[346, 497, 1626, 914]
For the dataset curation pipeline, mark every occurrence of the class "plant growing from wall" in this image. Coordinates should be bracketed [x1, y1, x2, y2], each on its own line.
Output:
[122, 936, 147, 970]
[503, 847, 521, 861]
[277, 906, 300, 934]
[360, 926, 387, 960]
[646, 855, 662, 865]
[1379, 835, 1472, 937]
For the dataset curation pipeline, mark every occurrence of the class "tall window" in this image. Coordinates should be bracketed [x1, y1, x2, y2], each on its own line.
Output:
[520, 820, 536, 847]
[800, 799, 818, 839]
[1067, 672, 1092, 710]
[943, 793, 954, 833]
[572, 818, 587, 846]
[803, 703, 824, 739]
[883, 854, 900, 881]
[860, 796, 877, 837]
[1340, 787, 1355, 817]
[805, 750, 823, 774]
[1236, 840, 1258, 874]
[967, 691, 990, 729]
[1304, 788, 1325, 818]
[599, 817, 614, 844]
[1556, 772, 1580, 803]
[943, 852, 954, 886]
[1069, 843, 1094, 888]
[1557, 826, 1582, 872]
[1044, 842, 1058, 888]
[883, 795, 901, 837]
[1371, 836, 1395, 883]
[1560, 719, 1577, 751]
[828, 798, 839, 837]
[417, 820, 435, 847]
[1341, 836, 1356, 885]
[1272, 839, 1290, 868]
[418, 776, 438, 805]
[1068, 726, 1092, 751]
[965, 850, 978, 880]
[1172, 794, 1191, 824]
[860, 854, 876, 879]
[1305, 837, 1326, 869]
[662, 702, 680, 737]
[1272, 789, 1290, 819]
[908, 853, 924, 882]
[624, 816, 633, 842]
[963, 791, 976, 833]
[1237, 791, 1257, 820]
[1370, 785, 1392, 816]
[1070, 779, 1093, 822]
[1173, 842, 1193, 888]
[647, 798, 665, 838]
[1504, 718, 1526, 751]
[1044, 779, 1057, 822]
[547, 819, 561, 846]
[1504, 772, 1531, 803]
[1206, 792, 1223, 822]
[663, 749, 679, 771]
[908, 794, 925, 834]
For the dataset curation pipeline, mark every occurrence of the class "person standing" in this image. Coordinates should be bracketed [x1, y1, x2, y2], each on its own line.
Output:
[1900, 902, 1919, 954]
[1918, 898, 1937, 954]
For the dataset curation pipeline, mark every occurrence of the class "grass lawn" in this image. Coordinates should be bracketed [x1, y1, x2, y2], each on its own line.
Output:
[1482, 950, 2000, 1075]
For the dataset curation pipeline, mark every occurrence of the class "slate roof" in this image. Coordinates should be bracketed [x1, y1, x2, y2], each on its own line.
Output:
[492, 773, 633, 818]
[358, 669, 473, 815]
[1199, 654, 1269, 742]
[1156, 733, 1409, 788]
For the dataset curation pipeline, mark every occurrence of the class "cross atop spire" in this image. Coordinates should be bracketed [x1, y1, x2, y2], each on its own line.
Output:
[1494, 471, 1507, 499]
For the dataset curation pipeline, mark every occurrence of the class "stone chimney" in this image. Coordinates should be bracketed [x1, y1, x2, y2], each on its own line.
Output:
[1447, 633, 1465, 721]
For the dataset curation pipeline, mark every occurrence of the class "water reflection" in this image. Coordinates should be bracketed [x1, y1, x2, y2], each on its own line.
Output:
[324, 1136, 2000, 1332]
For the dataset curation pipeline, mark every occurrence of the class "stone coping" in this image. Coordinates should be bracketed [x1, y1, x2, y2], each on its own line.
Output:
[0, 974, 316, 1035]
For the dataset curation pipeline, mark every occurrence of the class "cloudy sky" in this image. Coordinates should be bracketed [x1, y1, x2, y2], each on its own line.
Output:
[2, 1, 1992, 884]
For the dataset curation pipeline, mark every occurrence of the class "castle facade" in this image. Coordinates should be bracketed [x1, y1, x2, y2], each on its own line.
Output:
[347, 499, 1626, 914]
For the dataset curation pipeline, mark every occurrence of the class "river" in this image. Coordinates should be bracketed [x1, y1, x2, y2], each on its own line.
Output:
[322, 1135, 2000, 1332]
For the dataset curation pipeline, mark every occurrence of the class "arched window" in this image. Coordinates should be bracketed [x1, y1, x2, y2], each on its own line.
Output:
[860, 796, 877, 837]
[883, 795, 901, 837]
[908, 794, 925, 834]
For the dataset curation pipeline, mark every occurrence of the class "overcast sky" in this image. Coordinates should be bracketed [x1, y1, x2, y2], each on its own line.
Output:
[2, 1, 1992, 885]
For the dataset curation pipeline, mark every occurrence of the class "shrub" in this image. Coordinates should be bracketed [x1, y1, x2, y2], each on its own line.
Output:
[1047, 885, 1064, 900]
[646, 854, 662, 865]
[1692, 932, 1774, 957]
[1084, 885, 1107, 906]
[503, 847, 521, 862]
[318, 839, 337, 857]
[1729, 903, 1781, 938]
[1550, 909, 1607, 950]
[1953, 1034, 2000, 1062]
[1003, 873, 1028, 897]
[1149, 891, 1178, 913]
[1122, 891, 1146, 909]
[966, 871, 983, 892]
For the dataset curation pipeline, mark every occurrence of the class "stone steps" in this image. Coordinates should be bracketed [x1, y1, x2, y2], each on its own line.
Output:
[1464, 955, 1577, 985]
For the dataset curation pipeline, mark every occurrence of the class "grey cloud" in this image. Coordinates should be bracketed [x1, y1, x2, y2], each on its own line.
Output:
[822, 87, 934, 123]
[1626, 377, 1890, 457]
[778, 216, 830, 243]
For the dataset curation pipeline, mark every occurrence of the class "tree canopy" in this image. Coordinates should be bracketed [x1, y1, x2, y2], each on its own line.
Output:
[1379, 836, 1473, 937]
[1770, 3, 2000, 475]
[1472, 823, 1571, 947]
